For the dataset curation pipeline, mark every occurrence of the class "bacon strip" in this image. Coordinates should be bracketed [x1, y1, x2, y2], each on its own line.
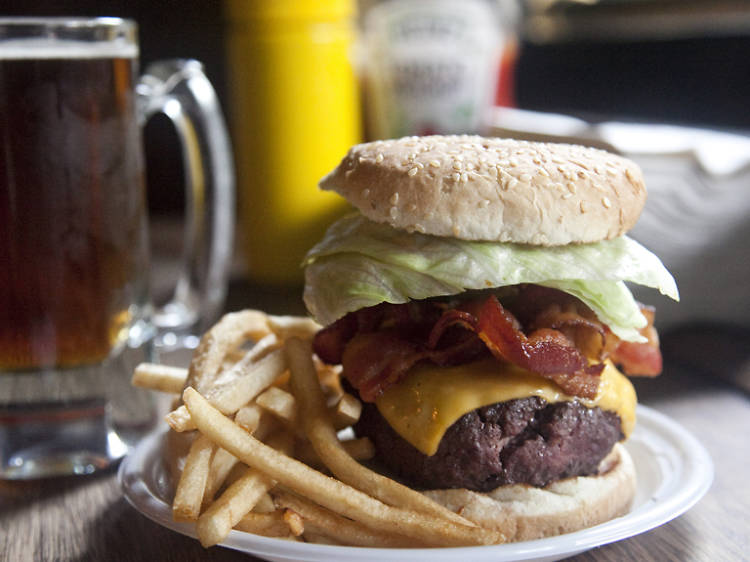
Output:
[312, 286, 664, 403]
[342, 332, 425, 403]
[476, 296, 603, 399]
[610, 305, 662, 376]
[427, 309, 477, 349]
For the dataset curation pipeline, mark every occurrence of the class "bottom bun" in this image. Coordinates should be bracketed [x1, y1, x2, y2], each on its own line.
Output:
[423, 443, 636, 542]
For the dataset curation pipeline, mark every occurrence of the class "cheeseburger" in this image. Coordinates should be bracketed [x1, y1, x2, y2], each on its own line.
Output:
[303, 136, 678, 540]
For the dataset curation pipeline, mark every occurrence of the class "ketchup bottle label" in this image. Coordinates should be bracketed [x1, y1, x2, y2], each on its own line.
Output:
[363, 0, 502, 139]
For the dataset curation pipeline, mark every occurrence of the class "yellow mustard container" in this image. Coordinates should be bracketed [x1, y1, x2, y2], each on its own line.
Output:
[225, 0, 361, 285]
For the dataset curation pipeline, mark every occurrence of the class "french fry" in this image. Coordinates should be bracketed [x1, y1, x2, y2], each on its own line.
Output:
[219, 461, 249, 491]
[330, 392, 362, 429]
[295, 437, 375, 470]
[274, 490, 422, 548]
[252, 493, 276, 514]
[235, 511, 296, 538]
[204, 408, 280, 503]
[267, 315, 321, 341]
[256, 387, 296, 424]
[165, 348, 287, 432]
[197, 470, 276, 546]
[182, 387, 503, 547]
[132, 363, 187, 394]
[203, 447, 238, 504]
[185, 310, 273, 394]
[172, 434, 215, 522]
[196, 432, 294, 547]
[205, 348, 287, 414]
[165, 405, 196, 432]
[315, 359, 343, 399]
[213, 332, 279, 386]
[282, 508, 305, 537]
[284, 337, 474, 527]
[233, 403, 262, 434]
[338, 437, 375, 461]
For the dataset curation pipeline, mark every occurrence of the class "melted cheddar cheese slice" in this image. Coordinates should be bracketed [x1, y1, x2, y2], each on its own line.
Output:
[375, 359, 636, 456]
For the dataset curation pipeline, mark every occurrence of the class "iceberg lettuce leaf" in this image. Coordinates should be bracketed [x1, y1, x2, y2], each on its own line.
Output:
[304, 214, 679, 341]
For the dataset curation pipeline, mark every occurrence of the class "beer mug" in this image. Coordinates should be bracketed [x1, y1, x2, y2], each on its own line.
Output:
[0, 18, 234, 478]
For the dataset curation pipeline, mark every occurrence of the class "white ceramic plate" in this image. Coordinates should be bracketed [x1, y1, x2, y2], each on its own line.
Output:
[119, 405, 713, 562]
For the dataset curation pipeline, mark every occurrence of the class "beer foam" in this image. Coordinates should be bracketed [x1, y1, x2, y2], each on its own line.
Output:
[0, 38, 138, 60]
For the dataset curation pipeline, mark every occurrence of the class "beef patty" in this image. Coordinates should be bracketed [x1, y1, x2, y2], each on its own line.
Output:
[354, 397, 623, 492]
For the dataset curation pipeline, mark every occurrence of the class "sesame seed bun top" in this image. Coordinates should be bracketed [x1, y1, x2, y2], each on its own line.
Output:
[319, 135, 647, 245]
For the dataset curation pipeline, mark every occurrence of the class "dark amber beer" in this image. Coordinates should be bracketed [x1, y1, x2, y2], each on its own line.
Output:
[0, 49, 146, 371]
[0, 18, 233, 479]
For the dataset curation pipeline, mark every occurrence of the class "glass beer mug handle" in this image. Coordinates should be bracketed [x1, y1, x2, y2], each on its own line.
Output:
[136, 59, 234, 343]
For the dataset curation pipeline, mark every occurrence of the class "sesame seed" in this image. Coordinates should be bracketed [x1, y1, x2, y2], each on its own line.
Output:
[507, 177, 519, 190]
[567, 182, 577, 193]
[358, 156, 366, 163]
[508, 158, 519, 167]
[408, 167, 418, 177]
[602, 196, 612, 208]
[429, 159, 441, 167]
[562, 192, 573, 199]
[390, 193, 399, 205]
[453, 172, 461, 182]
[375, 153, 384, 163]
[580, 201, 587, 213]
[625, 169, 636, 183]
[571, 160, 589, 170]
[519, 173, 532, 182]
[389, 206, 398, 219]
[452, 161, 463, 171]
[461, 172, 469, 183]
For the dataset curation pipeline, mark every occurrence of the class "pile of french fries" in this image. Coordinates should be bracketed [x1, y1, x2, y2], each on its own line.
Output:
[132, 310, 505, 548]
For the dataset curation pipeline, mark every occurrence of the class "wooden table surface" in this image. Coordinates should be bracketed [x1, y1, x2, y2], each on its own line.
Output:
[1, 282, 747, 562]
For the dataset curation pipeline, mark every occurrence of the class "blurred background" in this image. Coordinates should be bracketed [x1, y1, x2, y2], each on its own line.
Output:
[3, 0, 749, 352]
[5, 2, 748, 197]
